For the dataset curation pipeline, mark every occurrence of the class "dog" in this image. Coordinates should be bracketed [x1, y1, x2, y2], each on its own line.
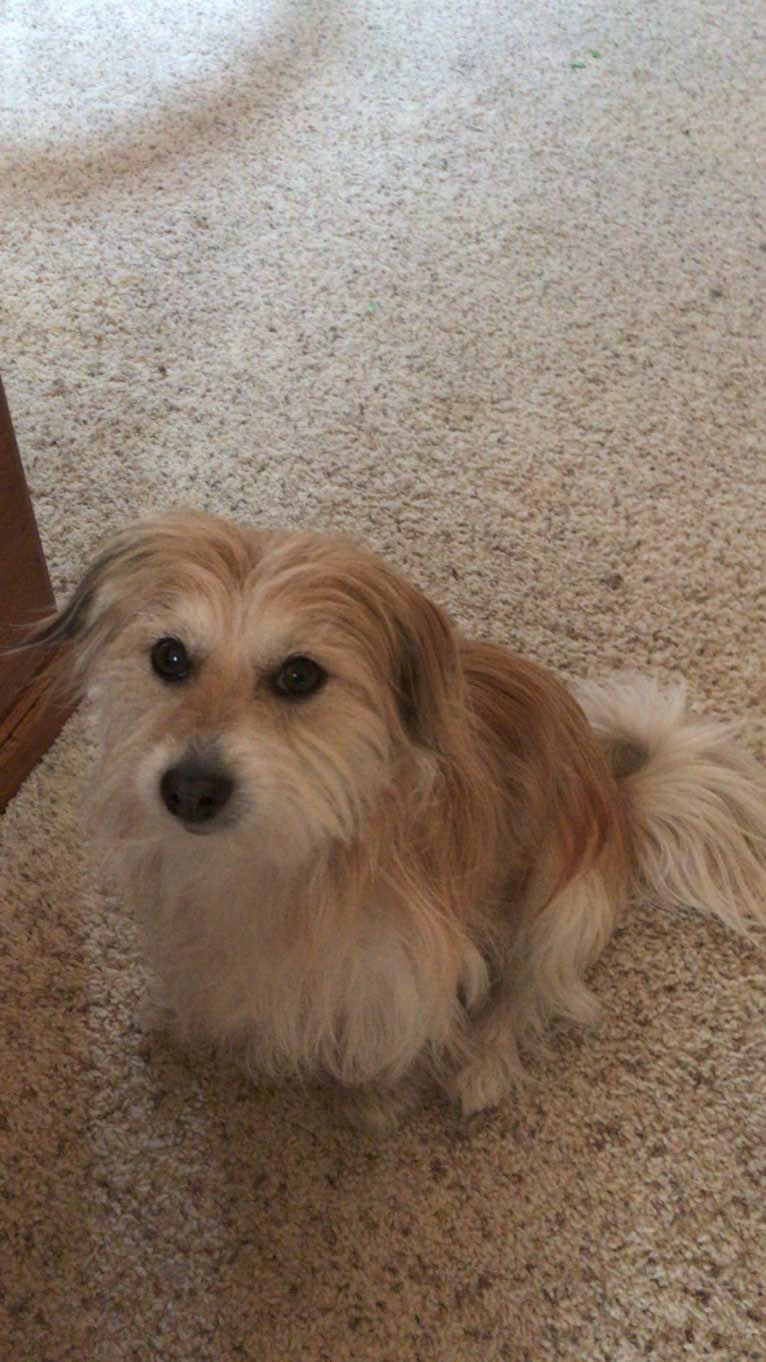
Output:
[27, 510, 766, 1128]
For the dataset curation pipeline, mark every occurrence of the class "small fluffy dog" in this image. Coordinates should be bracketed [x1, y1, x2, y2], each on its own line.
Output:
[30, 511, 766, 1127]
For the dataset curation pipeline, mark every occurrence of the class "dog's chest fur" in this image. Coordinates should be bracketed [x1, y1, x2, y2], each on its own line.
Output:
[130, 844, 483, 1086]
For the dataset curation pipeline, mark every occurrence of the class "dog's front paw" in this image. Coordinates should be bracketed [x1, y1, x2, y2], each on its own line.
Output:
[133, 990, 191, 1065]
[334, 1083, 419, 1135]
[135, 990, 177, 1036]
[452, 1055, 512, 1117]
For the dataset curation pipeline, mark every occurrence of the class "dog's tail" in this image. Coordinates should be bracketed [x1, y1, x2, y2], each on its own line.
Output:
[575, 674, 766, 935]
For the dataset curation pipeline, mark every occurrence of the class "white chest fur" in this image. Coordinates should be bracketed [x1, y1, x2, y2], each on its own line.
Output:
[130, 843, 486, 1087]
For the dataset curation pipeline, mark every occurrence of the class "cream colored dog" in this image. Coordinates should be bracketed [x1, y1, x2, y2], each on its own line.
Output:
[30, 511, 766, 1127]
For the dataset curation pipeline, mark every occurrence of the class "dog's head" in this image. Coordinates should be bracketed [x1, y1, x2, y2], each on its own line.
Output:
[32, 512, 463, 860]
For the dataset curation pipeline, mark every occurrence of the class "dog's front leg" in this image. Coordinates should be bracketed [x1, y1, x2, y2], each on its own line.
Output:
[333, 1077, 425, 1134]
[447, 987, 525, 1117]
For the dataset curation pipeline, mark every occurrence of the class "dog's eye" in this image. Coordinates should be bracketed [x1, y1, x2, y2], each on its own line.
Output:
[151, 636, 191, 683]
[271, 655, 327, 699]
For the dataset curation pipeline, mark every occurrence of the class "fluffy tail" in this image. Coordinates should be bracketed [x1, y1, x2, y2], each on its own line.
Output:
[575, 674, 766, 936]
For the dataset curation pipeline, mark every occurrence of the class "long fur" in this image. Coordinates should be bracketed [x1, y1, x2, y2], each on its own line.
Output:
[26, 511, 766, 1125]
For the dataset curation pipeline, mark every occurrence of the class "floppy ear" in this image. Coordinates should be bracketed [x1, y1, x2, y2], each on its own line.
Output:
[390, 578, 465, 752]
[16, 540, 141, 695]
[19, 520, 170, 682]
[24, 546, 123, 650]
[21, 510, 256, 680]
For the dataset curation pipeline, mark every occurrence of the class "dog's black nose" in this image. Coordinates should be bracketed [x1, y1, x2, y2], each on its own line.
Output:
[160, 758, 234, 828]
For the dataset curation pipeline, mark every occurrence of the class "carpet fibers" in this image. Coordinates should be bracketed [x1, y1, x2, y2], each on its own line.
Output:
[1, 2, 765, 1359]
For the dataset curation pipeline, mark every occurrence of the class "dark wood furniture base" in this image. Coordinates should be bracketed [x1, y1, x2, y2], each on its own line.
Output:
[0, 376, 75, 810]
[0, 652, 73, 809]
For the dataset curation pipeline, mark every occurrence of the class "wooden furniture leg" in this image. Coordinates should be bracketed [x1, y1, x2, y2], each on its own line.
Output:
[0, 376, 75, 809]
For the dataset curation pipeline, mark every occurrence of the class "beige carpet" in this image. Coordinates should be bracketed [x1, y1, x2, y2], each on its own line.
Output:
[2, 1, 765, 1358]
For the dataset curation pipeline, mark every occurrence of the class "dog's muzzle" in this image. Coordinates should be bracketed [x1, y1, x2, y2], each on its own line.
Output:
[160, 753, 235, 830]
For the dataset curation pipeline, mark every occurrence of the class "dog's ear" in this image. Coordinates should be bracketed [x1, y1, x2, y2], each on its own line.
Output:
[20, 531, 155, 687]
[389, 578, 464, 751]
[20, 517, 191, 681]
[22, 511, 255, 683]
[25, 545, 124, 651]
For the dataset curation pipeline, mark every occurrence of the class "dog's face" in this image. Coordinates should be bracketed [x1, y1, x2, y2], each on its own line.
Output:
[36, 512, 461, 864]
